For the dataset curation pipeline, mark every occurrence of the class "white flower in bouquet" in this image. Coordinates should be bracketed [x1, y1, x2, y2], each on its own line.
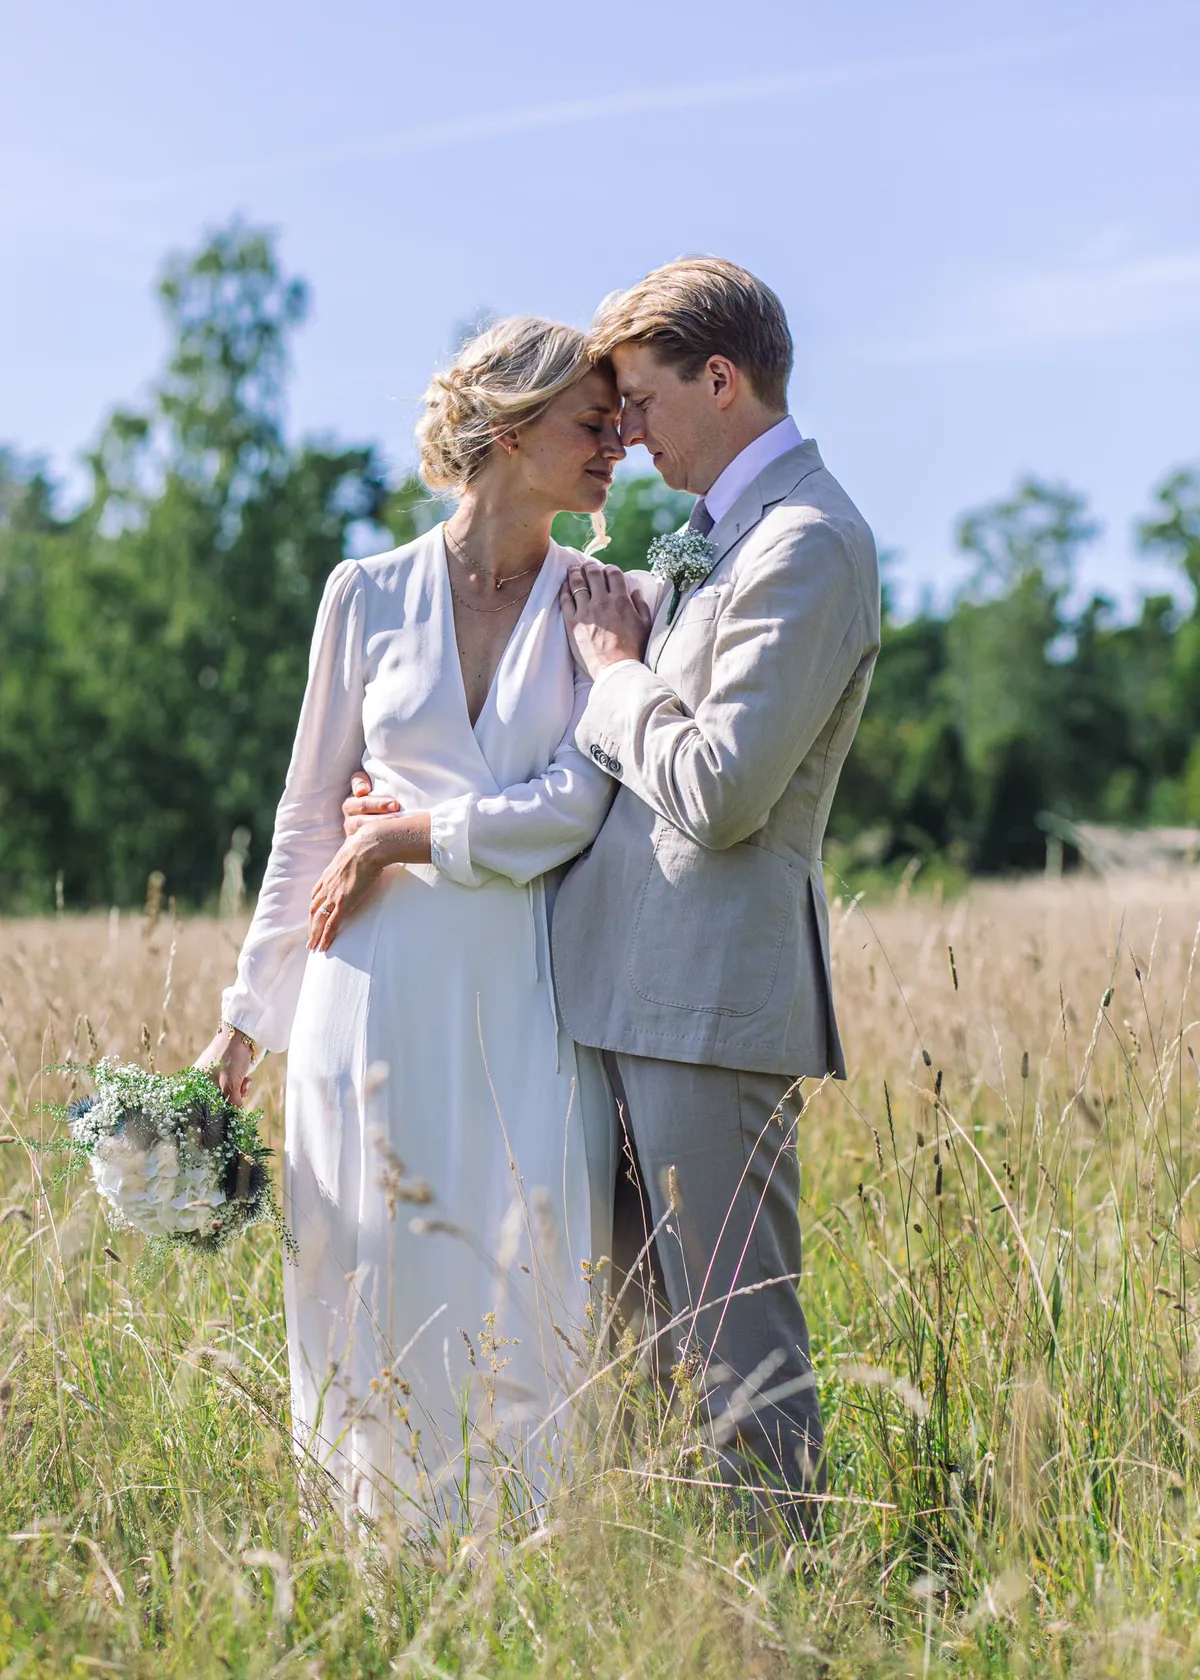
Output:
[89, 1132, 226, 1239]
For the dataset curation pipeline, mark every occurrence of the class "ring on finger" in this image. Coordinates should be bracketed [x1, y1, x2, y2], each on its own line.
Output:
[571, 586, 588, 600]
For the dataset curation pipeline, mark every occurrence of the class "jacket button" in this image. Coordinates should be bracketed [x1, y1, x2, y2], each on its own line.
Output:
[609, 758, 622, 776]
[590, 744, 604, 763]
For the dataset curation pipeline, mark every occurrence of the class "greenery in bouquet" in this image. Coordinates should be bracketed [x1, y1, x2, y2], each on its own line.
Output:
[48, 1060, 292, 1255]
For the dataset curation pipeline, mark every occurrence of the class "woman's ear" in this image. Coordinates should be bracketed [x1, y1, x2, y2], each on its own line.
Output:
[495, 428, 519, 456]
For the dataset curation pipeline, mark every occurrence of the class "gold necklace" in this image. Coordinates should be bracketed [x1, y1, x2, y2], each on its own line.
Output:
[447, 571, 536, 615]
[445, 525, 543, 592]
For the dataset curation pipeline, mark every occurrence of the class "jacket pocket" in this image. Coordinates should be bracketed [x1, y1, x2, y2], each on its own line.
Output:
[627, 827, 794, 1016]
[676, 588, 723, 622]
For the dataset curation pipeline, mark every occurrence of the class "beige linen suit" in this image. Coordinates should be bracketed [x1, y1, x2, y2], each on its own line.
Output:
[552, 438, 879, 1507]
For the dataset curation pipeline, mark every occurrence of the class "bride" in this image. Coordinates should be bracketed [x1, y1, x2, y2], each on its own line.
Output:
[196, 317, 645, 1525]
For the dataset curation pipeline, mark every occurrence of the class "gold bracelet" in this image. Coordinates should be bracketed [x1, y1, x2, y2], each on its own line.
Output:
[220, 1020, 261, 1061]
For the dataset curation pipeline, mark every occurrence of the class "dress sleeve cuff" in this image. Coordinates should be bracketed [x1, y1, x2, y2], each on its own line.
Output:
[219, 989, 282, 1058]
[428, 793, 483, 887]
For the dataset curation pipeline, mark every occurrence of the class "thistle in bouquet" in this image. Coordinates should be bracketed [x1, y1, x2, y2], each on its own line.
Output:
[46, 1059, 294, 1256]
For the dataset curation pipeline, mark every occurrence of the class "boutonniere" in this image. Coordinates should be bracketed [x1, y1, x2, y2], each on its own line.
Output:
[647, 530, 717, 624]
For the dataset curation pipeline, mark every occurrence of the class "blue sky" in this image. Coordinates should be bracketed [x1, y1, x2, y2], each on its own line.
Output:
[3, 0, 1198, 614]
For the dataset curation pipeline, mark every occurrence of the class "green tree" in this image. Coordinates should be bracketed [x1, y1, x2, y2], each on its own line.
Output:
[0, 225, 387, 909]
[1135, 467, 1200, 818]
[946, 479, 1100, 871]
[0, 454, 94, 905]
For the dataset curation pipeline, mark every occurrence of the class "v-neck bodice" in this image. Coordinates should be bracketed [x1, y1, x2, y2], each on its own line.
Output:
[437, 527, 557, 742]
[221, 527, 616, 1058]
[358, 525, 575, 807]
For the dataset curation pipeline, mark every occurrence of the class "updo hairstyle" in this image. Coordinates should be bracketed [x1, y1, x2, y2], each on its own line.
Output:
[417, 315, 610, 551]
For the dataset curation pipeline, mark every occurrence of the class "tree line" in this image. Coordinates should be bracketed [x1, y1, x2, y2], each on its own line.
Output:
[2, 224, 1198, 911]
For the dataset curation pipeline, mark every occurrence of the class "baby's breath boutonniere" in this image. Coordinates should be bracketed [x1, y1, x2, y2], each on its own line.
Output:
[647, 529, 718, 624]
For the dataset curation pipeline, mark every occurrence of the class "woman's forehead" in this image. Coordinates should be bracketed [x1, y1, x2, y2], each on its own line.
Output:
[573, 366, 620, 412]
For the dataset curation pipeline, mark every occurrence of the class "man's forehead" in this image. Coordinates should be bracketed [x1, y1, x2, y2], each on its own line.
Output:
[613, 353, 661, 400]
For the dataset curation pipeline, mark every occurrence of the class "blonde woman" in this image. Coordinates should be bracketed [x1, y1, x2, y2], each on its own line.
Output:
[196, 319, 644, 1523]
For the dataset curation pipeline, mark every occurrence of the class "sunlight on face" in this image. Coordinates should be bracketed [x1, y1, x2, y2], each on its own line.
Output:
[611, 343, 715, 495]
[514, 365, 624, 516]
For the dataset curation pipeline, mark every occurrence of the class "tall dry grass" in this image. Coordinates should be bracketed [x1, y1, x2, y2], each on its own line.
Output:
[2, 875, 1200, 1675]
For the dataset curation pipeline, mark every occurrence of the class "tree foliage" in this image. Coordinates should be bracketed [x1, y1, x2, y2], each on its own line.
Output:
[1, 226, 387, 908]
[828, 469, 1200, 879]
[1, 223, 1197, 909]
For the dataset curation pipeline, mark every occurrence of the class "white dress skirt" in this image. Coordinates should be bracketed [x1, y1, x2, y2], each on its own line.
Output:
[221, 527, 620, 1527]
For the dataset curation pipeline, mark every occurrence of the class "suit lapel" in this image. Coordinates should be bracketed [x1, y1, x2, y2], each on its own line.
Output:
[648, 442, 824, 671]
[647, 491, 760, 670]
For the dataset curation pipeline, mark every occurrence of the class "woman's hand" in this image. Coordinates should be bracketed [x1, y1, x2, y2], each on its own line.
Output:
[308, 815, 433, 952]
[309, 830, 387, 952]
[560, 560, 653, 679]
[195, 1027, 254, 1107]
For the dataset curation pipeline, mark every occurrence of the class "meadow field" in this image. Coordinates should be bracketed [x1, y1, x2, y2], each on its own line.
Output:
[3, 874, 1200, 1677]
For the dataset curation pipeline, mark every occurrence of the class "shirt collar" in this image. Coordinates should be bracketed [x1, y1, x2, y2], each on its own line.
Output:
[702, 415, 803, 527]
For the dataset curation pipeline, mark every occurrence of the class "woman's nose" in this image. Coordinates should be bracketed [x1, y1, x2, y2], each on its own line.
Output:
[602, 427, 625, 460]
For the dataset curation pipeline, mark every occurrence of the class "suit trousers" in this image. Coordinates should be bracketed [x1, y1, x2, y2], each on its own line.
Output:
[601, 1050, 825, 1504]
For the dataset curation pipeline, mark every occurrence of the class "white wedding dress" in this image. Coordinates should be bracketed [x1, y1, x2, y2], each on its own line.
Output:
[221, 526, 617, 1526]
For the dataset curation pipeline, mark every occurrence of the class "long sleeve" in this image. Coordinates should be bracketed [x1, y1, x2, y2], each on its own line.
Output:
[221, 560, 367, 1051]
[426, 664, 615, 889]
[575, 517, 874, 852]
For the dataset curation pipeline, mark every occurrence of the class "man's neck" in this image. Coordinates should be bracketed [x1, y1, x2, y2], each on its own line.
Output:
[696, 410, 789, 496]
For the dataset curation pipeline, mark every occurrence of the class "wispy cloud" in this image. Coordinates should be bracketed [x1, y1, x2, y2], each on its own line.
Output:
[3, 29, 1092, 232]
[871, 237, 1200, 364]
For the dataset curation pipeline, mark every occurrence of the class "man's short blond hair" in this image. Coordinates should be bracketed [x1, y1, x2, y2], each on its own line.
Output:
[589, 257, 793, 412]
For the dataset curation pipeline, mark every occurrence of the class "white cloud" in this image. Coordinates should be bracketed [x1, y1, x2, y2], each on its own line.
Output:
[873, 242, 1200, 363]
[1, 29, 1093, 231]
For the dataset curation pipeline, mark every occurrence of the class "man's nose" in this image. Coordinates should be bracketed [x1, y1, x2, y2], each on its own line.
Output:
[620, 412, 646, 447]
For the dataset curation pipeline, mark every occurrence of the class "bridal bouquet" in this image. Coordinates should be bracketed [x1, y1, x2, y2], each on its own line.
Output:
[56, 1060, 285, 1253]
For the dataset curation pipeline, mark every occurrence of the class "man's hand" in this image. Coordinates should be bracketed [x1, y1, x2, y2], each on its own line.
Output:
[343, 769, 399, 836]
[560, 561, 652, 680]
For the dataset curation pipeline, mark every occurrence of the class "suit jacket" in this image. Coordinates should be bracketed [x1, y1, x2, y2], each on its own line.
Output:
[550, 439, 879, 1078]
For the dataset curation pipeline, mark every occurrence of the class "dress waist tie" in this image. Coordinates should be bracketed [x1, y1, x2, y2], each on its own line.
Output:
[528, 878, 562, 1073]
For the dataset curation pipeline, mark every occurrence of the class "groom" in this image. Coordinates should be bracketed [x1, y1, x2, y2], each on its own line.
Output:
[553, 258, 879, 1516]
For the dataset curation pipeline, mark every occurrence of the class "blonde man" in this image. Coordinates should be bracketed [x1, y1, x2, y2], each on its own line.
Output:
[554, 258, 880, 1526]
